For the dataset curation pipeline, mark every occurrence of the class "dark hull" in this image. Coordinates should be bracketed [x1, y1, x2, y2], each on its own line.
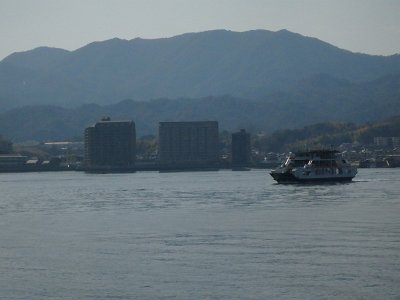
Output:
[0, 165, 71, 173]
[270, 172, 354, 184]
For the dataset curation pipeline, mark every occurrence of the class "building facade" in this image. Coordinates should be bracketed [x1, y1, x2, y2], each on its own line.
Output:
[374, 136, 400, 148]
[158, 121, 219, 168]
[84, 118, 136, 171]
[0, 137, 12, 154]
[231, 129, 251, 167]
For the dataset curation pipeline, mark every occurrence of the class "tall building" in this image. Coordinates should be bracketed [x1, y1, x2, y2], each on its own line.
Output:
[374, 136, 400, 148]
[0, 136, 12, 154]
[373, 137, 391, 147]
[84, 117, 136, 171]
[231, 129, 251, 167]
[159, 121, 219, 168]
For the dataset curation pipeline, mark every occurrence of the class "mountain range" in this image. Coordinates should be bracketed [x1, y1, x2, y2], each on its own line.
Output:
[0, 29, 400, 141]
[1, 29, 400, 111]
[1, 72, 399, 142]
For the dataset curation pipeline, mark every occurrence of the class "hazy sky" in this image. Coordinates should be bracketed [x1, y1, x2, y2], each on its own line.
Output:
[1, 0, 399, 60]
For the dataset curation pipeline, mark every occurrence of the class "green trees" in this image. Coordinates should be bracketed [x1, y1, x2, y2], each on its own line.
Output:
[256, 117, 400, 152]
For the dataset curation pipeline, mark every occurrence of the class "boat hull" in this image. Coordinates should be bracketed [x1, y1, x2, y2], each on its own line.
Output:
[270, 171, 355, 184]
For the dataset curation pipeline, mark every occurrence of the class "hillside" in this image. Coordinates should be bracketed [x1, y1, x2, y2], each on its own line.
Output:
[1, 29, 400, 111]
[0, 73, 399, 142]
[259, 115, 400, 152]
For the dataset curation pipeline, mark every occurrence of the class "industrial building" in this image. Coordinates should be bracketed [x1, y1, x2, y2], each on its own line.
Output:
[158, 121, 219, 169]
[84, 117, 136, 171]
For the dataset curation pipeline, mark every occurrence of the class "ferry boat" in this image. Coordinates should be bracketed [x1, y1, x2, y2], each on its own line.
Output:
[270, 149, 357, 183]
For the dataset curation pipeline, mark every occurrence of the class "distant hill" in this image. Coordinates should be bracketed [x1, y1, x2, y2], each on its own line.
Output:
[2, 47, 69, 72]
[0, 73, 399, 142]
[259, 73, 400, 124]
[259, 115, 400, 152]
[1, 29, 400, 111]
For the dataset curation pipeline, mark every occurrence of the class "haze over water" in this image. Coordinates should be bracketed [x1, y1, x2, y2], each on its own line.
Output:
[1, 169, 399, 299]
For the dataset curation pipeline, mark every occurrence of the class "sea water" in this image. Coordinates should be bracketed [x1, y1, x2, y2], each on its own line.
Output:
[0, 169, 399, 299]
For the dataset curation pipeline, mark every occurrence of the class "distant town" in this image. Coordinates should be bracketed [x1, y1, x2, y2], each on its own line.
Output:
[0, 117, 399, 173]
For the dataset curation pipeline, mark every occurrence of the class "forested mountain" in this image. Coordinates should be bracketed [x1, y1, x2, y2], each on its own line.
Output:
[1, 29, 400, 111]
[0, 73, 399, 142]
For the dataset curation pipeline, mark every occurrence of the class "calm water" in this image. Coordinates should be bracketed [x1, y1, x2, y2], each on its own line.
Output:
[0, 169, 399, 299]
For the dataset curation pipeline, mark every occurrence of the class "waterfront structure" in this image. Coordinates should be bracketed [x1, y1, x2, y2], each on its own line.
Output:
[0, 154, 27, 167]
[158, 121, 219, 169]
[0, 154, 68, 172]
[231, 129, 251, 167]
[84, 118, 136, 171]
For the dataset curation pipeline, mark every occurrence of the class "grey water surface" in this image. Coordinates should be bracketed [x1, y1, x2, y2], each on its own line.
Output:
[0, 169, 399, 299]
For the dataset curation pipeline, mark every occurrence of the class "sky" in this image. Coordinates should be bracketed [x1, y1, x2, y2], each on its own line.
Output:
[1, 0, 400, 60]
